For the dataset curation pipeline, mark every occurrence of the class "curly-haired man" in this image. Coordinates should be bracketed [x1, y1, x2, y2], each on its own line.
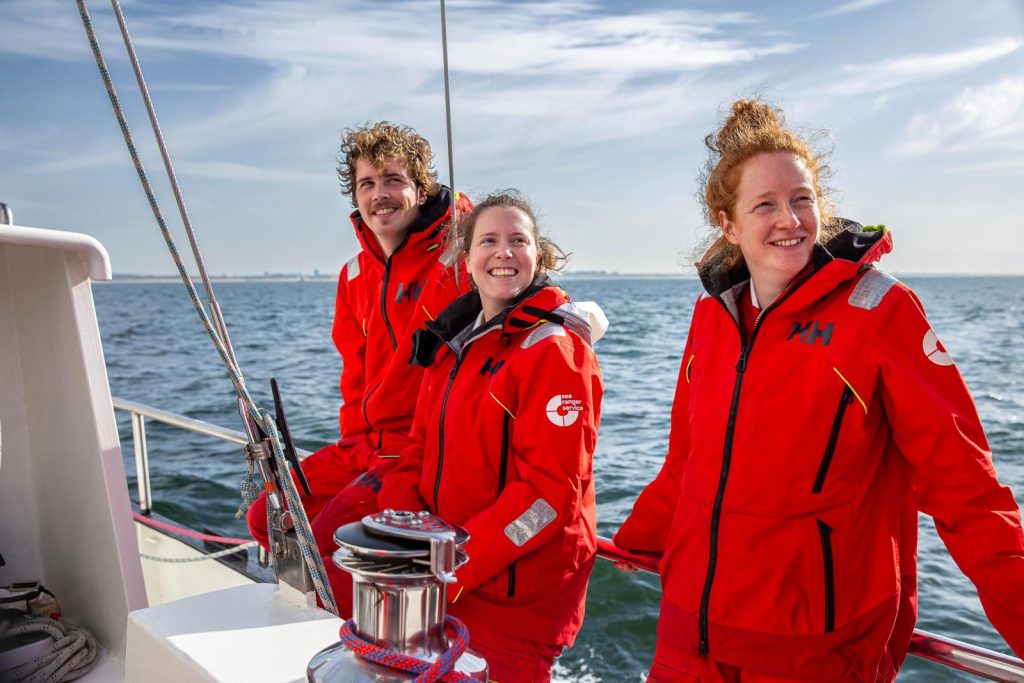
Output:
[247, 122, 472, 614]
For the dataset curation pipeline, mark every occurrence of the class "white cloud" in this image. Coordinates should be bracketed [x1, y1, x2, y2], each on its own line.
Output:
[937, 157, 1024, 174]
[0, 0, 111, 60]
[27, 149, 133, 174]
[817, 0, 895, 18]
[127, 1, 797, 77]
[0, 125, 65, 155]
[901, 77, 1024, 155]
[449, 72, 713, 173]
[176, 160, 325, 184]
[826, 38, 1022, 97]
[24, 0, 803, 174]
[150, 83, 231, 93]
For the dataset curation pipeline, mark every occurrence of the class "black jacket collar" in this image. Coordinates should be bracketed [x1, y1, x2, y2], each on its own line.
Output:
[409, 278, 553, 367]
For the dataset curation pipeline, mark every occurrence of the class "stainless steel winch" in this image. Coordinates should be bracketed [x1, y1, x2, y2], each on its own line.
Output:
[306, 510, 488, 682]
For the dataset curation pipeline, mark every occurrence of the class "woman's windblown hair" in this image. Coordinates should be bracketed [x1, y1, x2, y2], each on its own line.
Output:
[697, 99, 836, 274]
[448, 190, 569, 286]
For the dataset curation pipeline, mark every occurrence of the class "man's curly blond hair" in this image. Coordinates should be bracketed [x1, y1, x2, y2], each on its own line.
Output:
[337, 122, 440, 206]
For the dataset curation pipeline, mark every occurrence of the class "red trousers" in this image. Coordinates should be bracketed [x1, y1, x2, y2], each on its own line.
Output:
[647, 639, 856, 683]
[464, 622, 561, 683]
[245, 435, 397, 617]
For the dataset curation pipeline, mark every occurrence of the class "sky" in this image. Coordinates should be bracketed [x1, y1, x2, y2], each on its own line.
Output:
[2, 0, 1023, 276]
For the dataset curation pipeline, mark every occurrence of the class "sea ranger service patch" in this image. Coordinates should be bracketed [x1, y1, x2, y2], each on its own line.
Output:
[923, 328, 954, 366]
[546, 394, 583, 427]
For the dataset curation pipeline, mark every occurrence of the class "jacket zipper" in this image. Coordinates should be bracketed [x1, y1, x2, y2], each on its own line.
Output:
[813, 386, 853, 493]
[432, 354, 465, 511]
[429, 323, 499, 517]
[699, 276, 813, 657]
[817, 519, 836, 632]
[498, 412, 515, 596]
[379, 256, 397, 350]
[698, 331, 752, 656]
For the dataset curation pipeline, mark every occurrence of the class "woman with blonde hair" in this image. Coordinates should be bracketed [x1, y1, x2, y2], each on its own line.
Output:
[615, 100, 1024, 681]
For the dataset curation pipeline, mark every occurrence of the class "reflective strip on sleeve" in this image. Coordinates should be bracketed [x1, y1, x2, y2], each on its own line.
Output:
[521, 322, 566, 350]
[504, 498, 557, 547]
[848, 269, 897, 310]
[346, 255, 360, 281]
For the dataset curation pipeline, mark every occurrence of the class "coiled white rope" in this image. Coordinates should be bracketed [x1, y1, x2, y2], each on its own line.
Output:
[0, 615, 99, 682]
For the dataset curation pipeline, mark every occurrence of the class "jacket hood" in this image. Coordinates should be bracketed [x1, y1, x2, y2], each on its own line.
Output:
[697, 219, 892, 299]
[350, 186, 462, 262]
[410, 280, 606, 367]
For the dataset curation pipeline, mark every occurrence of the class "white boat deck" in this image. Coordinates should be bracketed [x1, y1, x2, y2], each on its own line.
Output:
[127, 583, 340, 682]
[0, 224, 340, 682]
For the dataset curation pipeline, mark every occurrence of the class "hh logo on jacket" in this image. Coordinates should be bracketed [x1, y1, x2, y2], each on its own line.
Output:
[787, 320, 834, 346]
[480, 357, 506, 377]
[394, 280, 425, 304]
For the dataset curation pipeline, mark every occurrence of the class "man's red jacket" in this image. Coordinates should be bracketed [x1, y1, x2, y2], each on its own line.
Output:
[332, 187, 472, 463]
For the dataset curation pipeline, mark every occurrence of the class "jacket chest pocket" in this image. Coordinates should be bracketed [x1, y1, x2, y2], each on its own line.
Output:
[816, 519, 836, 633]
[812, 385, 854, 494]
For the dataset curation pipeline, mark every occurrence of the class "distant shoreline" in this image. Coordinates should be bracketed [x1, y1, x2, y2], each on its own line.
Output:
[98, 271, 1024, 284]
[99, 272, 702, 283]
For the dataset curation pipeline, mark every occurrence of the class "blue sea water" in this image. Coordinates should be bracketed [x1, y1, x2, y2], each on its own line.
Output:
[93, 275, 1024, 682]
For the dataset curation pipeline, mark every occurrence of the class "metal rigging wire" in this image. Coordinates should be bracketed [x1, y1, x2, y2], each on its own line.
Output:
[74, 0, 337, 614]
[439, 0, 458, 224]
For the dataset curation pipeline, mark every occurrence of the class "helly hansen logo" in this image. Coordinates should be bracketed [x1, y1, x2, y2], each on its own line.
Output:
[394, 280, 425, 304]
[787, 320, 834, 346]
[480, 357, 505, 377]
[351, 469, 383, 493]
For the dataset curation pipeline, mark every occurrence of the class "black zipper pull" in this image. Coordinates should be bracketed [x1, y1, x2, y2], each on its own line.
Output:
[735, 346, 750, 373]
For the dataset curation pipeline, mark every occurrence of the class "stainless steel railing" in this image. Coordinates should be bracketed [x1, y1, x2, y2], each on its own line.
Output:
[112, 396, 1024, 681]
[112, 396, 312, 515]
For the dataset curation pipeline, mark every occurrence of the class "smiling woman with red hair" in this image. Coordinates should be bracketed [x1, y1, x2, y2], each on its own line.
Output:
[615, 99, 1024, 682]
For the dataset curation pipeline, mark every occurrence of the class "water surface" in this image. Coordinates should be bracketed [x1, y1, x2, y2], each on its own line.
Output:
[94, 275, 1024, 681]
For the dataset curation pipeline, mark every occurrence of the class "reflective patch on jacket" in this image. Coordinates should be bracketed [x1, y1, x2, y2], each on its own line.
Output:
[346, 255, 360, 281]
[505, 498, 557, 547]
[849, 268, 897, 310]
[521, 322, 566, 349]
[555, 301, 606, 345]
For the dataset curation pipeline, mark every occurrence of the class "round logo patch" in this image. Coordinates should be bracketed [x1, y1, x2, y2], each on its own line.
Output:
[545, 394, 583, 427]
[922, 329, 954, 366]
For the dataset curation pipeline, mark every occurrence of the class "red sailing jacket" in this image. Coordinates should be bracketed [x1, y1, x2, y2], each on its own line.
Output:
[332, 188, 473, 462]
[615, 224, 1024, 681]
[379, 284, 604, 647]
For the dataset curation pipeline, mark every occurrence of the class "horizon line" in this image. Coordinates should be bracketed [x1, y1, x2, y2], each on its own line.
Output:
[100, 271, 1024, 282]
